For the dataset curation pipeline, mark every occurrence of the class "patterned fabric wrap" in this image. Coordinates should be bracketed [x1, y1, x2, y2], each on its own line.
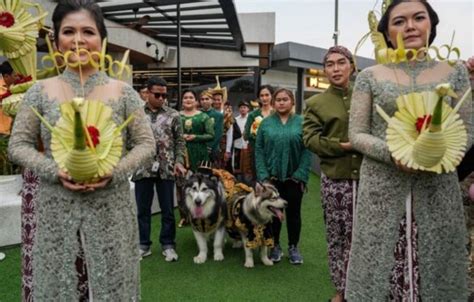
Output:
[324, 45, 354, 64]
[21, 169, 89, 301]
[321, 175, 355, 293]
[389, 214, 420, 301]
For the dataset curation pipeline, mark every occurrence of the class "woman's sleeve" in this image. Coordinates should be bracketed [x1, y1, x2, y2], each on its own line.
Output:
[225, 125, 233, 153]
[8, 83, 59, 183]
[303, 103, 345, 157]
[348, 70, 392, 164]
[112, 86, 156, 183]
[172, 113, 186, 166]
[255, 121, 270, 181]
[193, 114, 214, 142]
[292, 148, 312, 184]
[452, 62, 473, 148]
[243, 111, 254, 141]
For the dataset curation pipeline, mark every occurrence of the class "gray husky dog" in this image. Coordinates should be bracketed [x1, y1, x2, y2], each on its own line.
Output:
[184, 169, 287, 267]
[227, 182, 287, 268]
[183, 171, 227, 264]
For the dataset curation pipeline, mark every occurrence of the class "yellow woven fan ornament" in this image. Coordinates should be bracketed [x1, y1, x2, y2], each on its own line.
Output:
[376, 84, 470, 174]
[0, 0, 47, 78]
[31, 97, 135, 183]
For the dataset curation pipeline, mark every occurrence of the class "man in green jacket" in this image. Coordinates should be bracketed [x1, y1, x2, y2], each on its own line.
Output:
[303, 46, 361, 302]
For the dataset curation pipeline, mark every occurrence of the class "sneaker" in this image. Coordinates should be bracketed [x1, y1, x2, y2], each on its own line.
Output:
[162, 248, 178, 262]
[288, 245, 303, 265]
[269, 245, 283, 263]
[139, 248, 152, 259]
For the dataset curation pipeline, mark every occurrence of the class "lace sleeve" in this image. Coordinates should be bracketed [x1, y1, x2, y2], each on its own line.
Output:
[8, 83, 59, 183]
[112, 85, 155, 183]
[349, 69, 392, 164]
[451, 61, 473, 148]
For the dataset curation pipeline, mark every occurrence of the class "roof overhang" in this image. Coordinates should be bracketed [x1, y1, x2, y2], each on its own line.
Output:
[98, 0, 245, 51]
[272, 42, 375, 72]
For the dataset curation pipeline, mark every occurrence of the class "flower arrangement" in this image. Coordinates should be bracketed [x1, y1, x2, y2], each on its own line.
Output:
[250, 116, 263, 137]
[376, 83, 470, 173]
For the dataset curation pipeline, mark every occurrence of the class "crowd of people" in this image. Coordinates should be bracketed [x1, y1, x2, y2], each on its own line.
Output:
[1, 0, 474, 301]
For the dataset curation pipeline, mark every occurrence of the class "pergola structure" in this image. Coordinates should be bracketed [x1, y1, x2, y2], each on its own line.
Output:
[97, 0, 266, 107]
[99, 0, 244, 51]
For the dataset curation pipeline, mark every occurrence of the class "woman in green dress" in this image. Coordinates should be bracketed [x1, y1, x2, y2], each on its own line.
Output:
[244, 85, 274, 182]
[180, 89, 214, 171]
[255, 88, 311, 265]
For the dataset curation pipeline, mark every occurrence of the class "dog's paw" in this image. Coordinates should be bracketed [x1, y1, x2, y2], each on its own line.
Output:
[193, 254, 207, 264]
[213, 252, 224, 261]
[244, 259, 254, 268]
[261, 257, 274, 266]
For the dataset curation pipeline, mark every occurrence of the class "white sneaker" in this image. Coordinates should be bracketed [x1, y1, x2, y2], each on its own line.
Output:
[162, 248, 178, 262]
[139, 248, 152, 259]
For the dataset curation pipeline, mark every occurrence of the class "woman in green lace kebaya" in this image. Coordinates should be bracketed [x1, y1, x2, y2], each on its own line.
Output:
[180, 89, 214, 171]
[345, 1, 472, 300]
[8, 1, 155, 300]
[255, 88, 311, 265]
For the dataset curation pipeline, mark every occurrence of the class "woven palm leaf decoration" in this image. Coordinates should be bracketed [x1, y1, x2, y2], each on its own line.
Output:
[376, 84, 470, 174]
[0, 0, 46, 77]
[31, 97, 134, 183]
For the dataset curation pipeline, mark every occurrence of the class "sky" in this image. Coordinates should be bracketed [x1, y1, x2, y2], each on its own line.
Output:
[234, 0, 473, 60]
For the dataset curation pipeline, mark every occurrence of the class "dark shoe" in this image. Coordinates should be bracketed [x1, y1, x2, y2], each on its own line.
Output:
[269, 245, 283, 263]
[288, 245, 303, 265]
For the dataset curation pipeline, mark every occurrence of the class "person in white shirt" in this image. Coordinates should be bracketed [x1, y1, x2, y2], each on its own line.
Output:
[232, 101, 252, 183]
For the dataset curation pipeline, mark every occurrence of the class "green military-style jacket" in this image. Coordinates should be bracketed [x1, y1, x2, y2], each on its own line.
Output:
[303, 85, 362, 180]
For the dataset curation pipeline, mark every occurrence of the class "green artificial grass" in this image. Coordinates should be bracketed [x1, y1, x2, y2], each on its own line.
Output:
[0, 173, 335, 301]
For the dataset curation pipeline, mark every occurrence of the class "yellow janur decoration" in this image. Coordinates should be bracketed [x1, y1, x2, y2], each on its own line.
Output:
[354, 1, 460, 67]
[376, 84, 470, 174]
[0, 0, 47, 79]
[40, 38, 132, 81]
[31, 97, 135, 183]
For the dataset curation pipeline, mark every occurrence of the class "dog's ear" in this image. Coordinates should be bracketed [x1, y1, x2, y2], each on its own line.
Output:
[217, 180, 226, 204]
[185, 170, 193, 180]
[255, 182, 265, 197]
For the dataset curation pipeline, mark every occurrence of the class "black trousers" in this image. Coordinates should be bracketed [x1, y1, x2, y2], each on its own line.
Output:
[272, 179, 303, 247]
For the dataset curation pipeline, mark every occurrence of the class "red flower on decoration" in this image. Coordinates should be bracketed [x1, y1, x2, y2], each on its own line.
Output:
[14, 75, 33, 85]
[415, 115, 432, 133]
[86, 125, 100, 147]
[0, 90, 12, 102]
[0, 12, 15, 28]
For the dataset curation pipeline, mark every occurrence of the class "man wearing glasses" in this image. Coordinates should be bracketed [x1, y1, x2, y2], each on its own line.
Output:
[132, 76, 186, 262]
